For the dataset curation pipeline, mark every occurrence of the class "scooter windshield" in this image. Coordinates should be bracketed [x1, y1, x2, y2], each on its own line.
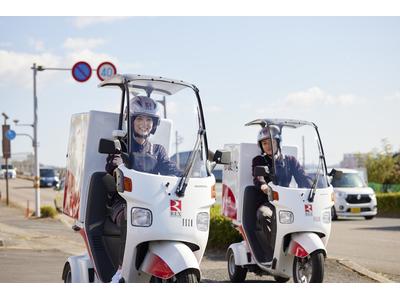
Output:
[122, 77, 209, 179]
[268, 122, 329, 190]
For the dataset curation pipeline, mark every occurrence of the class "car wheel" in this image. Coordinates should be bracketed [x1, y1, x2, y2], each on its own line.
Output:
[331, 207, 338, 221]
[364, 216, 374, 220]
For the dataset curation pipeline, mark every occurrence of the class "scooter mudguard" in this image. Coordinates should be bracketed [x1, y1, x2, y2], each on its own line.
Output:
[288, 232, 326, 258]
[140, 241, 200, 280]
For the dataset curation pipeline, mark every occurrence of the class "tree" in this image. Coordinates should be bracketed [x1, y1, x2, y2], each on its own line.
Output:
[365, 139, 400, 191]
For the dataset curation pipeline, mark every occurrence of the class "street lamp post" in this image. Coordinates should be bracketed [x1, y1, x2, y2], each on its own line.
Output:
[32, 63, 42, 217]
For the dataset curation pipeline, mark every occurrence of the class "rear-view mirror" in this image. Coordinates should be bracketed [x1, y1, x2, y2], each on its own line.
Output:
[98, 138, 119, 154]
[213, 150, 231, 165]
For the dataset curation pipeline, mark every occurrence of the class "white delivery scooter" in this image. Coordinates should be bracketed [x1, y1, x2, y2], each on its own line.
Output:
[222, 119, 334, 283]
[62, 74, 223, 283]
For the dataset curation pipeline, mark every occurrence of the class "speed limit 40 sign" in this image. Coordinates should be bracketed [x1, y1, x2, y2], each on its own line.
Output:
[97, 62, 117, 81]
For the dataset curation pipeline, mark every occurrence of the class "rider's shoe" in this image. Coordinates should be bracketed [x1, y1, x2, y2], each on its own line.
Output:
[110, 269, 122, 283]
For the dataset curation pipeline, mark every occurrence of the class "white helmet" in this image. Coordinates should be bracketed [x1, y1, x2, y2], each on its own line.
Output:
[130, 96, 161, 135]
[257, 125, 280, 142]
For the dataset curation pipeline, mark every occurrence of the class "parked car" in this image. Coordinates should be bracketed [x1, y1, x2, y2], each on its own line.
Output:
[0, 164, 17, 179]
[329, 168, 377, 220]
[39, 168, 60, 187]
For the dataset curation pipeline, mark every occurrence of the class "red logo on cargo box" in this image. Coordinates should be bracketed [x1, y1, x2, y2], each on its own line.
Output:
[170, 200, 182, 217]
[304, 204, 313, 216]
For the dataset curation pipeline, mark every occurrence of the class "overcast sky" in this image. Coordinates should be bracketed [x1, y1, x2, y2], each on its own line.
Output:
[1, 16, 399, 167]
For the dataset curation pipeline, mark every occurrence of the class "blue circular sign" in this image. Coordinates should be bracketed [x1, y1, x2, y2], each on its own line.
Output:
[6, 129, 16, 140]
[72, 61, 92, 82]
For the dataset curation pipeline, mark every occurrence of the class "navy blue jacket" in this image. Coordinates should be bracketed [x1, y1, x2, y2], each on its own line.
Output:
[106, 138, 182, 176]
[252, 154, 312, 189]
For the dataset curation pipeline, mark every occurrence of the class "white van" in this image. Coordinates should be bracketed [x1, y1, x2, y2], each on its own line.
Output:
[0, 164, 17, 179]
[330, 168, 377, 220]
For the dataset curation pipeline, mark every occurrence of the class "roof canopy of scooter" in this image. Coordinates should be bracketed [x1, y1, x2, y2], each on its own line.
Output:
[245, 118, 316, 129]
[98, 74, 198, 96]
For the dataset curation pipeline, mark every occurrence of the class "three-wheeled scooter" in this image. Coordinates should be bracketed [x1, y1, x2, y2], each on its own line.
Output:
[61, 74, 221, 283]
[222, 118, 334, 283]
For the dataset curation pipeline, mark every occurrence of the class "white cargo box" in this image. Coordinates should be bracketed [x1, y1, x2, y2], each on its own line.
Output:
[221, 143, 298, 225]
[63, 110, 172, 222]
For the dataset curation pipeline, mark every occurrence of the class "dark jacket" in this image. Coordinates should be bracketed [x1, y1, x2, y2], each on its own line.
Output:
[106, 138, 182, 176]
[252, 154, 311, 189]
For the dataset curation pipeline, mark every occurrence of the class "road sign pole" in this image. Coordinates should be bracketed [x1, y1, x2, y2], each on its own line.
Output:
[32, 63, 40, 218]
[2, 114, 10, 206]
[5, 157, 9, 206]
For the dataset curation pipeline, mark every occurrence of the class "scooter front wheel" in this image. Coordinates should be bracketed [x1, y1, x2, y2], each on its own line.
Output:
[227, 248, 247, 283]
[293, 251, 324, 283]
[150, 269, 199, 283]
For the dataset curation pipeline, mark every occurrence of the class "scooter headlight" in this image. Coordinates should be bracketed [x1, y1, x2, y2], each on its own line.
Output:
[196, 212, 209, 232]
[279, 211, 294, 224]
[131, 208, 152, 227]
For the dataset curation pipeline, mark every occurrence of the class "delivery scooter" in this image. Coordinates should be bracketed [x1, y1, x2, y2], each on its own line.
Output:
[61, 74, 222, 283]
[222, 118, 334, 283]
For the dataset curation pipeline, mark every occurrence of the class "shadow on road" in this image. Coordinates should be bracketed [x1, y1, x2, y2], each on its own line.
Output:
[355, 226, 400, 232]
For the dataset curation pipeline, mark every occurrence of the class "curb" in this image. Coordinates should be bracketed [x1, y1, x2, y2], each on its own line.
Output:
[330, 256, 394, 283]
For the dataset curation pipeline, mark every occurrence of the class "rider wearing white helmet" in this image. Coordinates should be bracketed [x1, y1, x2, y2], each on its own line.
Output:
[105, 95, 181, 282]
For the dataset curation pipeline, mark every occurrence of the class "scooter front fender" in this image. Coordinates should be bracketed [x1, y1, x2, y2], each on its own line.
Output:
[288, 232, 326, 258]
[140, 241, 200, 280]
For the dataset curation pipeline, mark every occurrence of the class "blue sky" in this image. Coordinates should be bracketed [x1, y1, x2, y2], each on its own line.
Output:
[1, 17, 400, 167]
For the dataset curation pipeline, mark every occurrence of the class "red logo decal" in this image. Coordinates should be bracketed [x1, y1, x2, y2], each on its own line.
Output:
[170, 200, 182, 217]
[304, 204, 313, 216]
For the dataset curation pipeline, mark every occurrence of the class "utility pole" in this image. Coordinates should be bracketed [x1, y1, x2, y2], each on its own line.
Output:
[32, 63, 41, 217]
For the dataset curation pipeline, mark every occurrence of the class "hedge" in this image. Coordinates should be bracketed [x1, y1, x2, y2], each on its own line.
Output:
[207, 204, 242, 251]
[376, 192, 400, 217]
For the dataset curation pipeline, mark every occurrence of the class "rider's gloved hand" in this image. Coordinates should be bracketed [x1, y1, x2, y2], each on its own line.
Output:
[261, 184, 273, 201]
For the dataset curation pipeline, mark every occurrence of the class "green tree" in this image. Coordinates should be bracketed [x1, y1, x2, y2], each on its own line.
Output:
[366, 139, 400, 191]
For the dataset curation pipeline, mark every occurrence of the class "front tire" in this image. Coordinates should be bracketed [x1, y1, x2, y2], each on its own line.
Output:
[364, 216, 374, 220]
[63, 263, 72, 283]
[227, 248, 247, 282]
[293, 251, 324, 283]
[150, 269, 199, 283]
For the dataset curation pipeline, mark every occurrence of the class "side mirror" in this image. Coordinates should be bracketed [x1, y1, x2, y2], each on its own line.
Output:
[213, 150, 231, 165]
[328, 168, 343, 178]
[98, 138, 119, 154]
[254, 165, 270, 177]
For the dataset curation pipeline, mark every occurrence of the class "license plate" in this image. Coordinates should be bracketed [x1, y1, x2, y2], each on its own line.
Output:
[351, 207, 361, 213]
[47, 183, 52, 186]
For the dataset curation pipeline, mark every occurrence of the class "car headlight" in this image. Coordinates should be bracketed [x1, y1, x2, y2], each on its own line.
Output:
[131, 208, 152, 227]
[322, 210, 331, 223]
[196, 212, 209, 231]
[279, 211, 294, 224]
[335, 192, 345, 198]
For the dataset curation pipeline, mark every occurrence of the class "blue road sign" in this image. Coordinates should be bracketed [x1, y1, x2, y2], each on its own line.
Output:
[72, 61, 92, 82]
[6, 129, 16, 140]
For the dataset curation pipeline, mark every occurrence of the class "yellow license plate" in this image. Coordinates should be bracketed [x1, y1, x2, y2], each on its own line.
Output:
[351, 207, 361, 213]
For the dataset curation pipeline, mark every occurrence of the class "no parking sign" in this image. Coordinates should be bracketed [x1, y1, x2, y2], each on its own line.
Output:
[97, 62, 117, 81]
[71, 61, 92, 82]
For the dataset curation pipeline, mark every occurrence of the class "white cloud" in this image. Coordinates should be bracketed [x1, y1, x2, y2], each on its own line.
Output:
[28, 38, 45, 51]
[73, 17, 129, 29]
[0, 50, 61, 88]
[384, 91, 400, 102]
[63, 37, 106, 51]
[283, 86, 359, 107]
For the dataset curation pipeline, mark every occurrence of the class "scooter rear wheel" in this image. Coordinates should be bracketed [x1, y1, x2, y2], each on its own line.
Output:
[293, 251, 324, 283]
[150, 269, 199, 283]
[227, 249, 247, 283]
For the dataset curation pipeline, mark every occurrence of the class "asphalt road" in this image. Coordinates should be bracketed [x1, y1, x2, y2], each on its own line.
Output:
[0, 201, 375, 283]
[1, 178, 398, 282]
